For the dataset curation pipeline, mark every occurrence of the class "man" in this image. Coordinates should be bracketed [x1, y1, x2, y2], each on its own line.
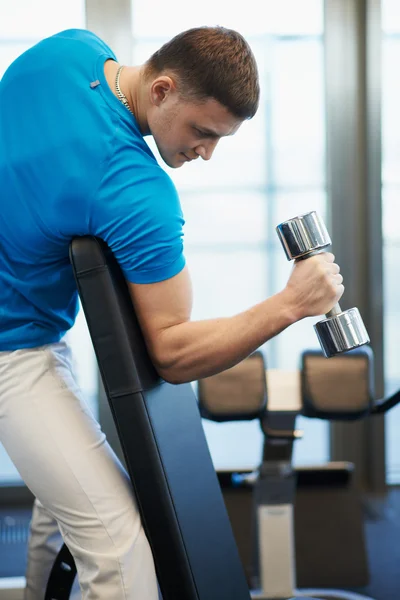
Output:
[0, 27, 343, 599]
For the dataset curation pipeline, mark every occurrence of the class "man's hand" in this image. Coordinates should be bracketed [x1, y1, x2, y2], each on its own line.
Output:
[282, 252, 344, 321]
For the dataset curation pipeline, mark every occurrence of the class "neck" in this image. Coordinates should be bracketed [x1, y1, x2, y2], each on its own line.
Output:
[118, 65, 149, 135]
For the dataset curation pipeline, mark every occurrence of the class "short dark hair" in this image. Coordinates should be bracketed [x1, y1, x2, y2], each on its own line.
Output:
[144, 26, 260, 120]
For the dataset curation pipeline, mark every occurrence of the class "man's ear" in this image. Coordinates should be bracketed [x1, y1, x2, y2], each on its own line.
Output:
[150, 76, 176, 106]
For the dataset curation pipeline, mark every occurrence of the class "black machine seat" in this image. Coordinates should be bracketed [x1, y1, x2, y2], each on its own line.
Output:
[45, 236, 251, 600]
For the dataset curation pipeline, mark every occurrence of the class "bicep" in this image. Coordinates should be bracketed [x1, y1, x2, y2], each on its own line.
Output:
[127, 265, 193, 363]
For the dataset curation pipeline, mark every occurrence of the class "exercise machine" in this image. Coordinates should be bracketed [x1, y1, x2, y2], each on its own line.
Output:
[197, 345, 400, 600]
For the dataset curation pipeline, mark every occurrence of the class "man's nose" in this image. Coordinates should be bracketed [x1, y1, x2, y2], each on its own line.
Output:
[195, 139, 219, 161]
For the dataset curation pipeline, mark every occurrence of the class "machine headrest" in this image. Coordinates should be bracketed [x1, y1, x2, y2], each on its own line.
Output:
[197, 351, 267, 422]
[301, 346, 374, 420]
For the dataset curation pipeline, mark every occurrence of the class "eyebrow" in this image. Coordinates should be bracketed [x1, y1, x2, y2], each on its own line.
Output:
[195, 126, 221, 138]
[193, 123, 231, 139]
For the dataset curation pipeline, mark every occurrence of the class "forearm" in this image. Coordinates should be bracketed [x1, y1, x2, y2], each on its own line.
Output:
[154, 290, 298, 384]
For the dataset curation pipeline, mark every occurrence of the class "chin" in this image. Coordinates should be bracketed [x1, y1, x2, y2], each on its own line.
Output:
[161, 154, 185, 169]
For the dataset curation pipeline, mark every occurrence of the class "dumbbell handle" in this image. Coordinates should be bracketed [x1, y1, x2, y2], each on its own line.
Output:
[298, 247, 343, 319]
[300, 250, 343, 319]
[327, 304, 342, 318]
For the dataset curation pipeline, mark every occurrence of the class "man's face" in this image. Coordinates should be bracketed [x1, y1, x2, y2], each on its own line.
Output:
[147, 82, 243, 168]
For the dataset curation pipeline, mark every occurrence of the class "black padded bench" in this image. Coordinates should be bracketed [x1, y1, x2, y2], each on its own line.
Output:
[45, 235, 252, 600]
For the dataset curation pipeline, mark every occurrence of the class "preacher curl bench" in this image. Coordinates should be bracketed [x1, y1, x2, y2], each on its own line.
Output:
[45, 235, 255, 600]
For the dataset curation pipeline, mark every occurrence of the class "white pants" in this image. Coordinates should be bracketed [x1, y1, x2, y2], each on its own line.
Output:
[0, 340, 160, 599]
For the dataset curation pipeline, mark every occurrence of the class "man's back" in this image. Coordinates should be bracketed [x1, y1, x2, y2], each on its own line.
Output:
[0, 29, 185, 351]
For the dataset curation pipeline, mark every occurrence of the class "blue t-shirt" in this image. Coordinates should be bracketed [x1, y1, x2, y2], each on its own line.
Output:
[0, 29, 186, 350]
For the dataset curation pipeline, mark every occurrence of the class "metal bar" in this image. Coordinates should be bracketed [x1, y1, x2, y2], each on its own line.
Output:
[372, 390, 400, 415]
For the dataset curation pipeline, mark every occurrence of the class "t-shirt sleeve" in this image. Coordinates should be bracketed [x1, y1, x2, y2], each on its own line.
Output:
[90, 161, 186, 284]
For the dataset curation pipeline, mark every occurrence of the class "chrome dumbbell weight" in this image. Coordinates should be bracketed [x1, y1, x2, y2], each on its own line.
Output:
[276, 211, 370, 358]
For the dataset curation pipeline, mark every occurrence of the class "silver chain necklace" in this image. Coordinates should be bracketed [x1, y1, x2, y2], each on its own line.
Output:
[115, 66, 134, 116]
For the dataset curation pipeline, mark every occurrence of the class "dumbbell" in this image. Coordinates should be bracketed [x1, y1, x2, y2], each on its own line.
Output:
[276, 211, 370, 358]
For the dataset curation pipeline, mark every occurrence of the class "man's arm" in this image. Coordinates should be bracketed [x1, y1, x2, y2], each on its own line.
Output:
[127, 254, 343, 384]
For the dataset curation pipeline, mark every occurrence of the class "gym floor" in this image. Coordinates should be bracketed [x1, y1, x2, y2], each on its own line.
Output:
[353, 487, 400, 599]
[1, 488, 399, 599]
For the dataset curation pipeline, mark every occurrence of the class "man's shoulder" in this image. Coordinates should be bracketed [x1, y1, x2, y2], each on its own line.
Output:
[136, 157, 178, 199]
[113, 137, 178, 192]
[98, 145, 182, 221]
[44, 28, 117, 60]
[1, 28, 117, 87]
